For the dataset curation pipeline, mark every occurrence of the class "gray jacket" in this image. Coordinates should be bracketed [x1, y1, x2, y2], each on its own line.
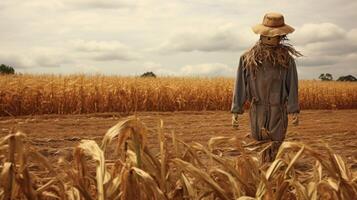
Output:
[231, 56, 299, 141]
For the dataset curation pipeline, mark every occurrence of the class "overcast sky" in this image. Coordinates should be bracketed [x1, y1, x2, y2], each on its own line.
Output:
[0, 0, 356, 79]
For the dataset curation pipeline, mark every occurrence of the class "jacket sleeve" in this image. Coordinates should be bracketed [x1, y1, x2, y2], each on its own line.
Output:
[286, 59, 300, 114]
[231, 56, 247, 114]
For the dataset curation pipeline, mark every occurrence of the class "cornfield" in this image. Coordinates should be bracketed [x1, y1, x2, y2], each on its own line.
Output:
[0, 116, 356, 199]
[0, 74, 356, 116]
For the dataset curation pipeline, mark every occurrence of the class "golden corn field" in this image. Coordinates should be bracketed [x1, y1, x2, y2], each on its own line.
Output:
[0, 74, 356, 116]
[0, 116, 356, 199]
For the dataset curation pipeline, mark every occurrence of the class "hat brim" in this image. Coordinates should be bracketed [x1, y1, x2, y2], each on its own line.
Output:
[252, 23, 295, 37]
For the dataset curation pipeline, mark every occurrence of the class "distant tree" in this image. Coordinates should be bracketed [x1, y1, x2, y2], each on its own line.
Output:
[0, 64, 15, 74]
[318, 73, 333, 81]
[140, 71, 157, 78]
[337, 75, 357, 82]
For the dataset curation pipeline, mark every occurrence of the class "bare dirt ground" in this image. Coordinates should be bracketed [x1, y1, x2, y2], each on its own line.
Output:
[0, 110, 356, 170]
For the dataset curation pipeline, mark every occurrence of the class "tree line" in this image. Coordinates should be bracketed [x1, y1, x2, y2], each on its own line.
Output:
[0, 64, 356, 81]
[319, 73, 356, 82]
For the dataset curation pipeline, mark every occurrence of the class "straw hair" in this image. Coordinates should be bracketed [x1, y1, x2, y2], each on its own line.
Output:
[252, 12, 295, 37]
[243, 38, 302, 73]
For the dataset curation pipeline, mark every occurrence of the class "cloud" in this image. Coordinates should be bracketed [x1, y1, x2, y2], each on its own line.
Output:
[72, 40, 138, 61]
[157, 23, 256, 53]
[143, 62, 163, 71]
[0, 0, 356, 78]
[0, 1, 13, 8]
[93, 52, 136, 61]
[72, 63, 101, 73]
[302, 39, 357, 56]
[35, 55, 70, 68]
[292, 24, 357, 68]
[141, 62, 176, 75]
[73, 40, 128, 52]
[62, 0, 135, 10]
[298, 55, 341, 67]
[347, 29, 357, 42]
[292, 23, 346, 44]
[143, 62, 235, 77]
[0, 52, 70, 69]
[180, 63, 234, 76]
[0, 46, 73, 69]
[0, 54, 33, 69]
[18, 0, 136, 10]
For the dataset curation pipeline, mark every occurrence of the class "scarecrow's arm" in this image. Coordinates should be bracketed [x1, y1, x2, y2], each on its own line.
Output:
[231, 56, 247, 114]
[286, 59, 300, 114]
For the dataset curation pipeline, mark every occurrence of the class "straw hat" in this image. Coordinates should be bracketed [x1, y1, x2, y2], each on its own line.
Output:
[252, 12, 294, 37]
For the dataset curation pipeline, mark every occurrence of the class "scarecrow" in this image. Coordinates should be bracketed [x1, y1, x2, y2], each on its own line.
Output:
[231, 13, 301, 162]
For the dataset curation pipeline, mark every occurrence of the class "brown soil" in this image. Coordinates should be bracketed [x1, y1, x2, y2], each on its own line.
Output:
[0, 110, 356, 170]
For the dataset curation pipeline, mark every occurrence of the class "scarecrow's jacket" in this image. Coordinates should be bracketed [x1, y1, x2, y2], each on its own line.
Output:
[231, 55, 299, 141]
